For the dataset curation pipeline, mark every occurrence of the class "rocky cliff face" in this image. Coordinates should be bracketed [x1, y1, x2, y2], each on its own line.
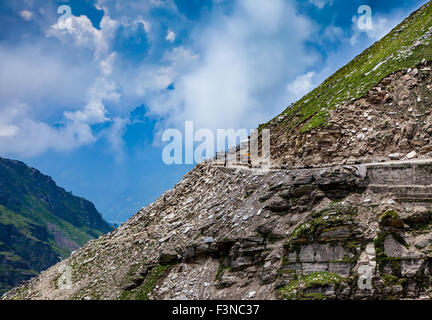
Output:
[4, 1, 432, 301]
[0, 157, 112, 295]
[263, 1, 432, 167]
[268, 65, 432, 167]
[4, 161, 432, 300]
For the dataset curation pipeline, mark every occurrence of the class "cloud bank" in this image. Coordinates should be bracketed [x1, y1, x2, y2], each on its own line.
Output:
[0, 0, 420, 161]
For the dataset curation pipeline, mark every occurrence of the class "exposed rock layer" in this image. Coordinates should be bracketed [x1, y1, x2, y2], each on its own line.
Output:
[4, 160, 432, 300]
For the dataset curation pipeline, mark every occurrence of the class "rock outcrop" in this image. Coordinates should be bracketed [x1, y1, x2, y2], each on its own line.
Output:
[4, 161, 432, 300]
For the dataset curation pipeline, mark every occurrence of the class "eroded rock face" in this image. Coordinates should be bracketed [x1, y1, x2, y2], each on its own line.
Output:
[5, 66, 432, 300]
[266, 63, 432, 168]
[4, 160, 432, 301]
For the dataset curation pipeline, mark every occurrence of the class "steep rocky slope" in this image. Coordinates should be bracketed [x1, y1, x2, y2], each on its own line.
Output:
[4, 1, 432, 300]
[263, 1, 432, 167]
[0, 157, 112, 294]
[5, 161, 432, 300]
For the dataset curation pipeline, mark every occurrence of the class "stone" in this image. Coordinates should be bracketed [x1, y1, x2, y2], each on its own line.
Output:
[403, 207, 431, 225]
[259, 192, 275, 202]
[259, 269, 278, 284]
[292, 185, 313, 197]
[301, 263, 328, 275]
[159, 251, 180, 265]
[365, 243, 375, 255]
[415, 237, 431, 249]
[264, 198, 290, 212]
[230, 256, 254, 270]
[388, 153, 402, 160]
[401, 259, 425, 278]
[406, 151, 417, 159]
[293, 173, 314, 185]
[182, 246, 196, 261]
[383, 236, 418, 259]
[314, 243, 345, 262]
[380, 215, 404, 229]
[315, 170, 347, 185]
[195, 244, 211, 257]
[298, 245, 315, 262]
[318, 226, 352, 241]
[392, 285, 403, 294]
[328, 263, 351, 277]
[203, 237, 215, 243]
[285, 252, 298, 263]
[217, 273, 237, 289]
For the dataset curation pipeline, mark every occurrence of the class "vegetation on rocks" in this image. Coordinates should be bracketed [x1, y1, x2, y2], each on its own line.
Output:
[288, 203, 357, 245]
[0, 157, 112, 294]
[277, 271, 345, 300]
[261, 2, 432, 133]
[120, 265, 171, 300]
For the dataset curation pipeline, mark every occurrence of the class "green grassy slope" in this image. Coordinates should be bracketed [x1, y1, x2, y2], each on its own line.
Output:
[0, 157, 113, 294]
[261, 1, 432, 133]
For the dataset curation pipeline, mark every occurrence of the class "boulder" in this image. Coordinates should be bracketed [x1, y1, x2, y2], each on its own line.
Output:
[158, 251, 180, 265]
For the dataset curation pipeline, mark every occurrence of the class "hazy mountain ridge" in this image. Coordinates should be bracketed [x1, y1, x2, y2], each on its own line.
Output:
[0, 157, 112, 294]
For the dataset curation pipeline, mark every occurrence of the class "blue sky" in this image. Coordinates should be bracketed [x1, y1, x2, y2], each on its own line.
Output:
[0, 0, 428, 223]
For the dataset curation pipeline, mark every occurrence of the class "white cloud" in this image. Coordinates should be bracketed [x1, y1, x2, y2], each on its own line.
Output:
[309, 0, 333, 9]
[0, 102, 96, 157]
[0, 12, 121, 158]
[97, 0, 177, 15]
[0, 0, 339, 159]
[47, 14, 118, 60]
[284, 72, 315, 101]
[323, 25, 344, 42]
[166, 29, 176, 42]
[102, 117, 130, 162]
[19, 10, 33, 21]
[350, 12, 403, 45]
[0, 125, 19, 138]
[0, 44, 97, 113]
[131, 46, 199, 96]
[145, 0, 318, 133]
[135, 18, 151, 33]
[100, 52, 117, 75]
[65, 77, 119, 124]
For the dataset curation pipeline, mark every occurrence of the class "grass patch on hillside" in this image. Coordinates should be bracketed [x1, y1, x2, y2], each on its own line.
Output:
[261, 2, 432, 133]
[277, 271, 345, 300]
[119, 265, 171, 300]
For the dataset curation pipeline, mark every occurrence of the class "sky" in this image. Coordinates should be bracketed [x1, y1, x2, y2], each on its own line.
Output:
[0, 0, 428, 223]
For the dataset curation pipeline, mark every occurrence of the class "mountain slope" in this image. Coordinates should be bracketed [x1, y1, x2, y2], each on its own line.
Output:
[0, 157, 112, 294]
[264, 2, 432, 133]
[4, 1, 432, 300]
[262, 2, 432, 167]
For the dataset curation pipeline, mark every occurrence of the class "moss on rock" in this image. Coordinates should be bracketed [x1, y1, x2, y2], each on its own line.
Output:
[119, 264, 171, 300]
[277, 271, 345, 300]
[288, 203, 357, 245]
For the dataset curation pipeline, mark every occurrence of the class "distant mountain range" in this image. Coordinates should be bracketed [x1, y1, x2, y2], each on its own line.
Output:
[0, 157, 112, 294]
